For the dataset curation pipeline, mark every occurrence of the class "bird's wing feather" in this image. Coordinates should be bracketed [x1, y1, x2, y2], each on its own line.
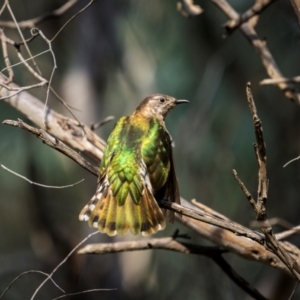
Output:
[141, 119, 180, 223]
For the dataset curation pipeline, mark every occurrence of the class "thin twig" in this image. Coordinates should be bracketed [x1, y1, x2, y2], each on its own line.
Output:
[235, 83, 300, 280]
[0, 270, 64, 300]
[211, 0, 300, 105]
[29, 28, 57, 126]
[288, 281, 299, 300]
[212, 255, 268, 300]
[283, 156, 300, 168]
[6, 1, 41, 75]
[1, 163, 84, 188]
[251, 218, 295, 230]
[51, 0, 96, 42]
[261, 76, 300, 85]
[51, 289, 116, 300]
[0, 29, 13, 85]
[90, 116, 115, 131]
[0, 0, 78, 29]
[31, 231, 99, 300]
[276, 225, 300, 241]
[0, 49, 50, 74]
[224, 0, 278, 33]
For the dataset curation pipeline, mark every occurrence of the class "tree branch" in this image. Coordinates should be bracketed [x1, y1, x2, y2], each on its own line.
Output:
[2, 119, 98, 176]
[78, 237, 268, 300]
[0, 74, 106, 161]
[233, 83, 300, 280]
[211, 0, 300, 105]
[0, 0, 78, 29]
[224, 0, 278, 33]
[3, 76, 300, 276]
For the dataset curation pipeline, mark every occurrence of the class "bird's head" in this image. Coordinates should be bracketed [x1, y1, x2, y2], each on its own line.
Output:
[136, 94, 189, 119]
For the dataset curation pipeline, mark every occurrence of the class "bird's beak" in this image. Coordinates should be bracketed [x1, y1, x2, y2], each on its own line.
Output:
[175, 99, 189, 104]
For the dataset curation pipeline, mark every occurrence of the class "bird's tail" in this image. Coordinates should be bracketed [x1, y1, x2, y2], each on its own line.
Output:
[79, 182, 166, 236]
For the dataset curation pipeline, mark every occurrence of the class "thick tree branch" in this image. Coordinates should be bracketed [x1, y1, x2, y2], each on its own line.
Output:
[78, 237, 223, 255]
[78, 237, 268, 300]
[159, 199, 263, 243]
[2, 119, 98, 176]
[0, 74, 105, 161]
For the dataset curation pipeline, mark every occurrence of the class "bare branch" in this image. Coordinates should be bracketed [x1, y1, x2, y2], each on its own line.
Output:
[6, 2, 41, 75]
[158, 199, 264, 243]
[212, 256, 269, 300]
[51, 289, 117, 300]
[276, 225, 300, 241]
[78, 237, 268, 300]
[0, 74, 106, 160]
[261, 75, 300, 85]
[3, 119, 98, 176]
[0, 29, 13, 85]
[290, 0, 300, 28]
[0, 270, 64, 300]
[78, 237, 224, 255]
[234, 83, 300, 280]
[31, 231, 99, 300]
[251, 218, 295, 231]
[224, 0, 278, 33]
[211, 0, 300, 105]
[0, 0, 79, 29]
[177, 0, 203, 18]
[90, 116, 115, 131]
[283, 156, 300, 168]
[51, 0, 96, 42]
[0, 163, 84, 188]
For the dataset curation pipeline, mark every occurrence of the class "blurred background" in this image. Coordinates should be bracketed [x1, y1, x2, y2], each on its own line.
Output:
[0, 0, 300, 299]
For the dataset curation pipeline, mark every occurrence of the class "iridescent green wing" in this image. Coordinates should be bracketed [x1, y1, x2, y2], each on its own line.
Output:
[100, 116, 128, 173]
[141, 118, 180, 209]
[101, 116, 145, 206]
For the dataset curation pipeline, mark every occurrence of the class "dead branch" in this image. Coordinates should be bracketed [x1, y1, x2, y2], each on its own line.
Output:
[224, 0, 278, 33]
[0, 270, 64, 300]
[2, 119, 98, 176]
[261, 76, 300, 85]
[290, 0, 300, 28]
[211, 0, 300, 105]
[0, 74, 106, 160]
[159, 199, 263, 243]
[233, 83, 300, 280]
[78, 237, 224, 255]
[276, 225, 300, 241]
[31, 231, 99, 300]
[177, 0, 203, 18]
[78, 237, 268, 300]
[0, 0, 78, 29]
[0, 162, 84, 188]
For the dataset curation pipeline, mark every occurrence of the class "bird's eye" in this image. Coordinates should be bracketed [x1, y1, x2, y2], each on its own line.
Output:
[159, 97, 165, 103]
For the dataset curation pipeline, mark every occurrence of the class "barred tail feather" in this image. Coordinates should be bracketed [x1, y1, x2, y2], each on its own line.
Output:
[141, 185, 166, 235]
[79, 183, 166, 236]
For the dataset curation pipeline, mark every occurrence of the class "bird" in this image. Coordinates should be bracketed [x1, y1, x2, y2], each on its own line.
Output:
[79, 94, 188, 236]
